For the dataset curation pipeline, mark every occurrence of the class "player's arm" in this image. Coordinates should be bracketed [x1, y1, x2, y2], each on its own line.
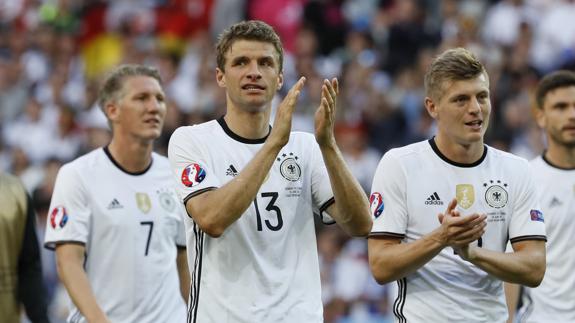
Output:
[455, 240, 545, 287]
[315, 78, 371, 236]
[176, 248, 190, 303]
[184, 77, 306, 237]
[504, 282, 520, 323]
[368, 199, 486, 284]
[55, 243, 110, 323]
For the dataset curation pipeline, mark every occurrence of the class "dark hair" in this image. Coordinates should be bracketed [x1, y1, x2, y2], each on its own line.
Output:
[424, 48, 486, 100]
[535, 70, 575, 109]
[98, 64, 162, 110]
[215, 20, 284, 72]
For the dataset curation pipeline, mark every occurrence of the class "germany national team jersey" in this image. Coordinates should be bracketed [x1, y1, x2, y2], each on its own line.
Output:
[370, 139, 546, 323]
[168, 117, 334, 323]
[44, 148, 187, 323]
[516, 155, 575, 323]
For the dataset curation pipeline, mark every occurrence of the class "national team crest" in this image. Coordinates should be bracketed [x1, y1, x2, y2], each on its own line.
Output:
[158, 190, 176, 212]
[136, 193, 152, 214]
[370, 192, 384, 218]
[456, 184, 475, 209]
[277, 152, 301, 182]
[181, 163, 206, 187]
[50, 206, 68, 230]
[484, 180, 508, 208]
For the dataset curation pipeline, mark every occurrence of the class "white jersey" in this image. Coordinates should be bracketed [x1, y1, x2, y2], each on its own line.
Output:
[44, 148, 187, 323]
[516, 156, 575, 323]
[168, 118, 335, 323]
[370, 139, 546, 323]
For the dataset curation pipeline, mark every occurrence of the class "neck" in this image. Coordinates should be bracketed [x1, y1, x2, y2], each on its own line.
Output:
[107, 137, 153, 173]
[434, 134, 484, 164]
[224, 104, 272, 139]
[545, 142, 575, 169]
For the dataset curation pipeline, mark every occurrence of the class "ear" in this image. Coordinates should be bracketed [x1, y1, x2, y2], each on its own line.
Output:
[216, 68, 226, 88]
[105, 102, 120, 123]
[424, 97, 438, 119]
[534, 107, 546, 129]
[277, 71, 284, 91]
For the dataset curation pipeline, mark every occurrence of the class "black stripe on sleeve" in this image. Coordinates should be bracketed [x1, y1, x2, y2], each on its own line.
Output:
[319, 197, 335, 224]
[183, 187, 217, 204]
[44, 240, 86, 251]
[176, 244, 186, 250]
[510, 235, 547, 244]
[368, 232, 406, 239]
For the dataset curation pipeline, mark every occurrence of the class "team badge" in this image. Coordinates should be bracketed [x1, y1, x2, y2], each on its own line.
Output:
[136, 192, 152, 214]
[277, 152, 301, 182]
[456, 184, 475, 209]
[181, 163, 206, 187]
[483, 180, 508, 209]
[158, 191, 176, 212]
[50, 206, 68, 230]
[530, 209, 544, 222]
[370, 192, 384, 218]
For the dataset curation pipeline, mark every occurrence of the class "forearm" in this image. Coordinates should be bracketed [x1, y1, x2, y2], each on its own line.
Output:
[368, 233, 445, 284]
[464, 244, 545, 287]
[504, 283, 520, 323]
[187, 142, 282, 237]
[57, 262, 107, 322]
[320, 143, 371, 236]
[176, 249, 190, 303]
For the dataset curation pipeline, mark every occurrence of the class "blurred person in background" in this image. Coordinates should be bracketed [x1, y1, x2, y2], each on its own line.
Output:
[44, 64, 189, 323]
[507, 70, 575, 323]
[0, 172, 50, 323]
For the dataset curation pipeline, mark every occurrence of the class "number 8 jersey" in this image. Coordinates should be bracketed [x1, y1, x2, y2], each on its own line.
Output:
[168, 118, 335, 323]
[44, 148, 187, 323]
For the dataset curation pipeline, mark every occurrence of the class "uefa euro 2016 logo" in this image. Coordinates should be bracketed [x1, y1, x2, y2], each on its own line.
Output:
[181, 163, 206, 187]
[370, 192, 384, 218]
[50, 206, 68, 230]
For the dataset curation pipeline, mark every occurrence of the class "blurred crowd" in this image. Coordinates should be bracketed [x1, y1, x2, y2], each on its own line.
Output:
[1, 0, 574, 322]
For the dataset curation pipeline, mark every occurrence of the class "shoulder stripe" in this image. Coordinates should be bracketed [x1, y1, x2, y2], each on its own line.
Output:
[510, 235, 547, 243]
[44, 240, 86, 250]
[188, 222, 204, 323]
[368, 232, 406, 239]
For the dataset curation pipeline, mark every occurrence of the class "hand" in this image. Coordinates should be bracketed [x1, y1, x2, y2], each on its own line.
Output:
[314, 78, 339, 148]
[436, 198, 486, 251]
[268, 77, 306, 149]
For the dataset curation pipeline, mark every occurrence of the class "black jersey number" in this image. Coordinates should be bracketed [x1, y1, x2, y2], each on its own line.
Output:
[254, 192, 283, 231]
[140, 221, 154, 256]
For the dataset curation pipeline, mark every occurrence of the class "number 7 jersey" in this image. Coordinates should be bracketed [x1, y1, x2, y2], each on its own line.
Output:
[168, 118, 335, 323]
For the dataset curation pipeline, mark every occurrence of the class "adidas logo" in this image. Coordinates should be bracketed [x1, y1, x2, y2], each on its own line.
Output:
[226, 164, 238, 177]
[549, 197, 562, 208]
[425, 192, 444, 205]
[107, 198, 123, 210]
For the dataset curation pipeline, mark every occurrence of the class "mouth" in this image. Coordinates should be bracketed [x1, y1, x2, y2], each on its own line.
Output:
[465, 120, 483, 130]
[144, 118, 161, 126]
[241, 84, 266, 91]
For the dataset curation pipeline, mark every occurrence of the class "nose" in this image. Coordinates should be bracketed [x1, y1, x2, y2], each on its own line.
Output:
[246, 61, 262, 81]
[469, 97, 482, 115]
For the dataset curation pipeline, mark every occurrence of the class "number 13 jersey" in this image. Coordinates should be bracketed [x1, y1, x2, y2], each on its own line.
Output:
[168, 118, 335, 323]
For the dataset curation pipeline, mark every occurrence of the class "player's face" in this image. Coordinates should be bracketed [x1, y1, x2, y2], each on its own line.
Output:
[537, 86, 575, 148]
[426, 73, 491, 146]
[216, 40, 283, 113]
[109, 75, 166, 141]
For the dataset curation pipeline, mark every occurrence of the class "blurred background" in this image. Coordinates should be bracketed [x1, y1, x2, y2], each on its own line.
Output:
[2, 0, 574, 322]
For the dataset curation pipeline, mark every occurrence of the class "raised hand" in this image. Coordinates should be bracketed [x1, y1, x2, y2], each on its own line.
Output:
[268, 77, 306, 149]
[314, 78, 339, 148]
[436, 198, 486, 256]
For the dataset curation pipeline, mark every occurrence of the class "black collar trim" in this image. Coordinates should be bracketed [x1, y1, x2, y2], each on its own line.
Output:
[217, 117, 270, 144]
[103, 146, 152, 176]
[542, 152, 575, 170]
[428, 137, 487, 168]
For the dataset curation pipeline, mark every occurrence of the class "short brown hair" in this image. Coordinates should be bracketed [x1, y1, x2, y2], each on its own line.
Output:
[98, 64, 162, 110]
[215, 20, 284, 72]
[424, 48, 486, 100]
[535, 70, 575, 109]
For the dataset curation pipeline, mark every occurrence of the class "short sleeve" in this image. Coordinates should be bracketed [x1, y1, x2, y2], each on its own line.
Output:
[309, 140, 335, 224]
[168, 127, 222, 204]
[509, 163, 546, 243]
[44, 164, 91, 250]
[369, 152, 408, 238]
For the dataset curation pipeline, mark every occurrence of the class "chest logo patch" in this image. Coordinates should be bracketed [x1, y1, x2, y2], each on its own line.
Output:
[277, 153, 301, 182]
[181, 163, 206, 187]
[136, 192, 152, 214]
[483, 180, 508, 209]
[50, 206, 68, 230]
[456, 184, 475, 209]
[158, 190, 176, 212]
